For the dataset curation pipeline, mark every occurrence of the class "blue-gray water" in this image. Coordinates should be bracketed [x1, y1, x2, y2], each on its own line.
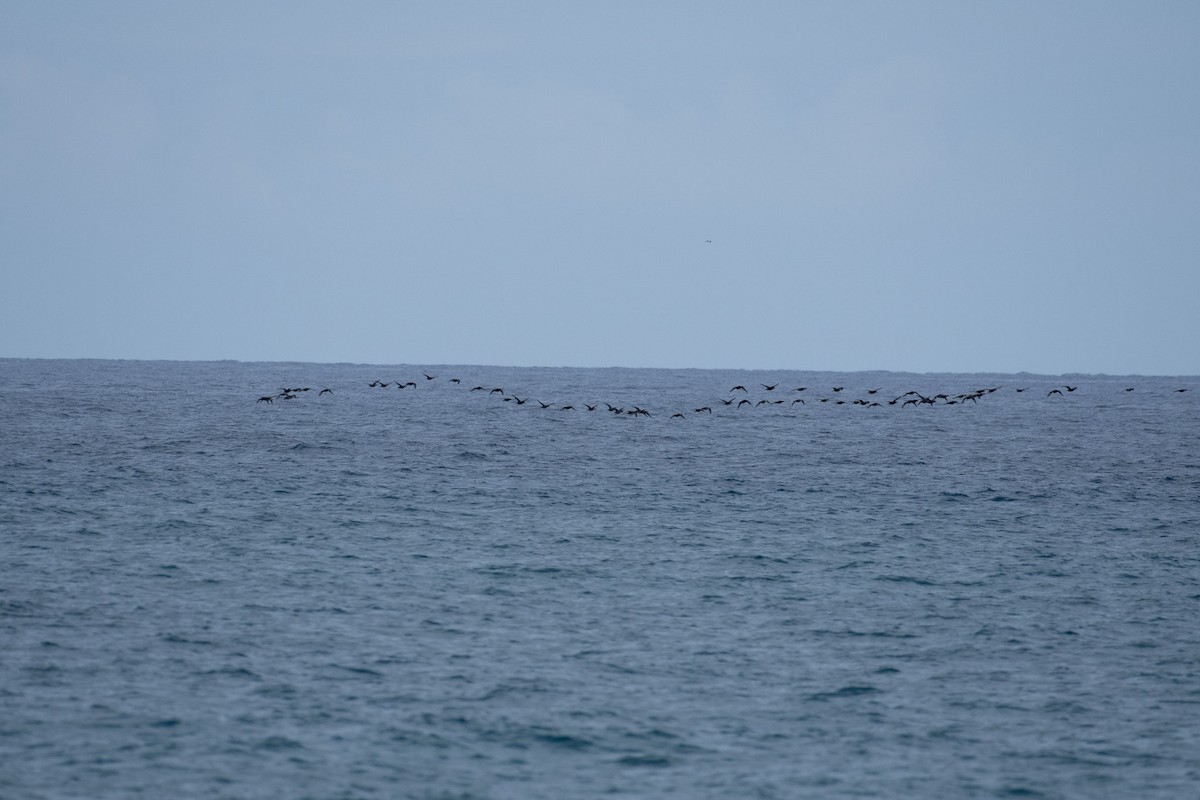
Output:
[2, 359, 1198, 799]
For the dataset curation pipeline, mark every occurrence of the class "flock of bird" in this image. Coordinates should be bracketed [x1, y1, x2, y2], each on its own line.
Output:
[256, 373, 1189, 419]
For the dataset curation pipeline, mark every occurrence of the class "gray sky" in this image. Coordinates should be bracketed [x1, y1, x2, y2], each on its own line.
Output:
[2, 2, 1197, 374]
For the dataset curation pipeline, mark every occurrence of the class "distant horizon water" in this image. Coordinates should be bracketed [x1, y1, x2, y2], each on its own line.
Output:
[5, 355, 1197, 380]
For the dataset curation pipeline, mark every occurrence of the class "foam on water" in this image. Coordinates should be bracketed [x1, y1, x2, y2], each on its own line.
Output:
[2, 359, 1198, 799]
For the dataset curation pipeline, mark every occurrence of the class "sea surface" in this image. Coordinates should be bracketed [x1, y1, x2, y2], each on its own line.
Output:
[2, 358, 1198, 799]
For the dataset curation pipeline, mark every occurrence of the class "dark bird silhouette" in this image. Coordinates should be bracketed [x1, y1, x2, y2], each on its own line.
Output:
[731, 385, 748, 393]
[792, 398, 805, 405]
[471, 386, 486, 391]
[867, 388, 880, 394]
[1176, 388, 1188, 392]
[720, 398, 735, 405]
[423, 373, 436, 380]
[738, 399, 752, 408]
[761, 383, 778, 391]
[832, 386, 844, 392]
[536, 400, 553, 409]
[794, 386, 807, 392]
[1124, 387, 1135, 392]
[1048, 389, 1064, 397]
[559, 405, 574, 411]
[256, 396, 273, 404]
[671, 412, 686, 419]
[449, 378, 461, 384]
[1016, 387, 1029, 392]
[319, 388, 333, 395]
[585, 404, 598, 411]
[490, 388, 505, 395]
[1064, 385, 1077, 392]
[694, 406, 712, 413]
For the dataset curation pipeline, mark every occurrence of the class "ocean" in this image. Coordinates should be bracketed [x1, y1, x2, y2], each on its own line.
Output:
[2, 358, 1198, 799]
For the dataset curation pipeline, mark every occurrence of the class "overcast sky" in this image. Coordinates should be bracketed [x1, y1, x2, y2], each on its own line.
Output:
[2, 2, 1197, 374]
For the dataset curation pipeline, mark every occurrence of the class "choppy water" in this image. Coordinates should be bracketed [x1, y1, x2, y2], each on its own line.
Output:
[2, 359, 1198, 799]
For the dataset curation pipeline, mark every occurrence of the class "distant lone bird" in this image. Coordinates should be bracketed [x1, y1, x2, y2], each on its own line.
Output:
[1175, 388, 1188, 392]
[1124, 388, 1135, 392]
[832, 386, 844, 392]
[449, 378, 461, 384]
